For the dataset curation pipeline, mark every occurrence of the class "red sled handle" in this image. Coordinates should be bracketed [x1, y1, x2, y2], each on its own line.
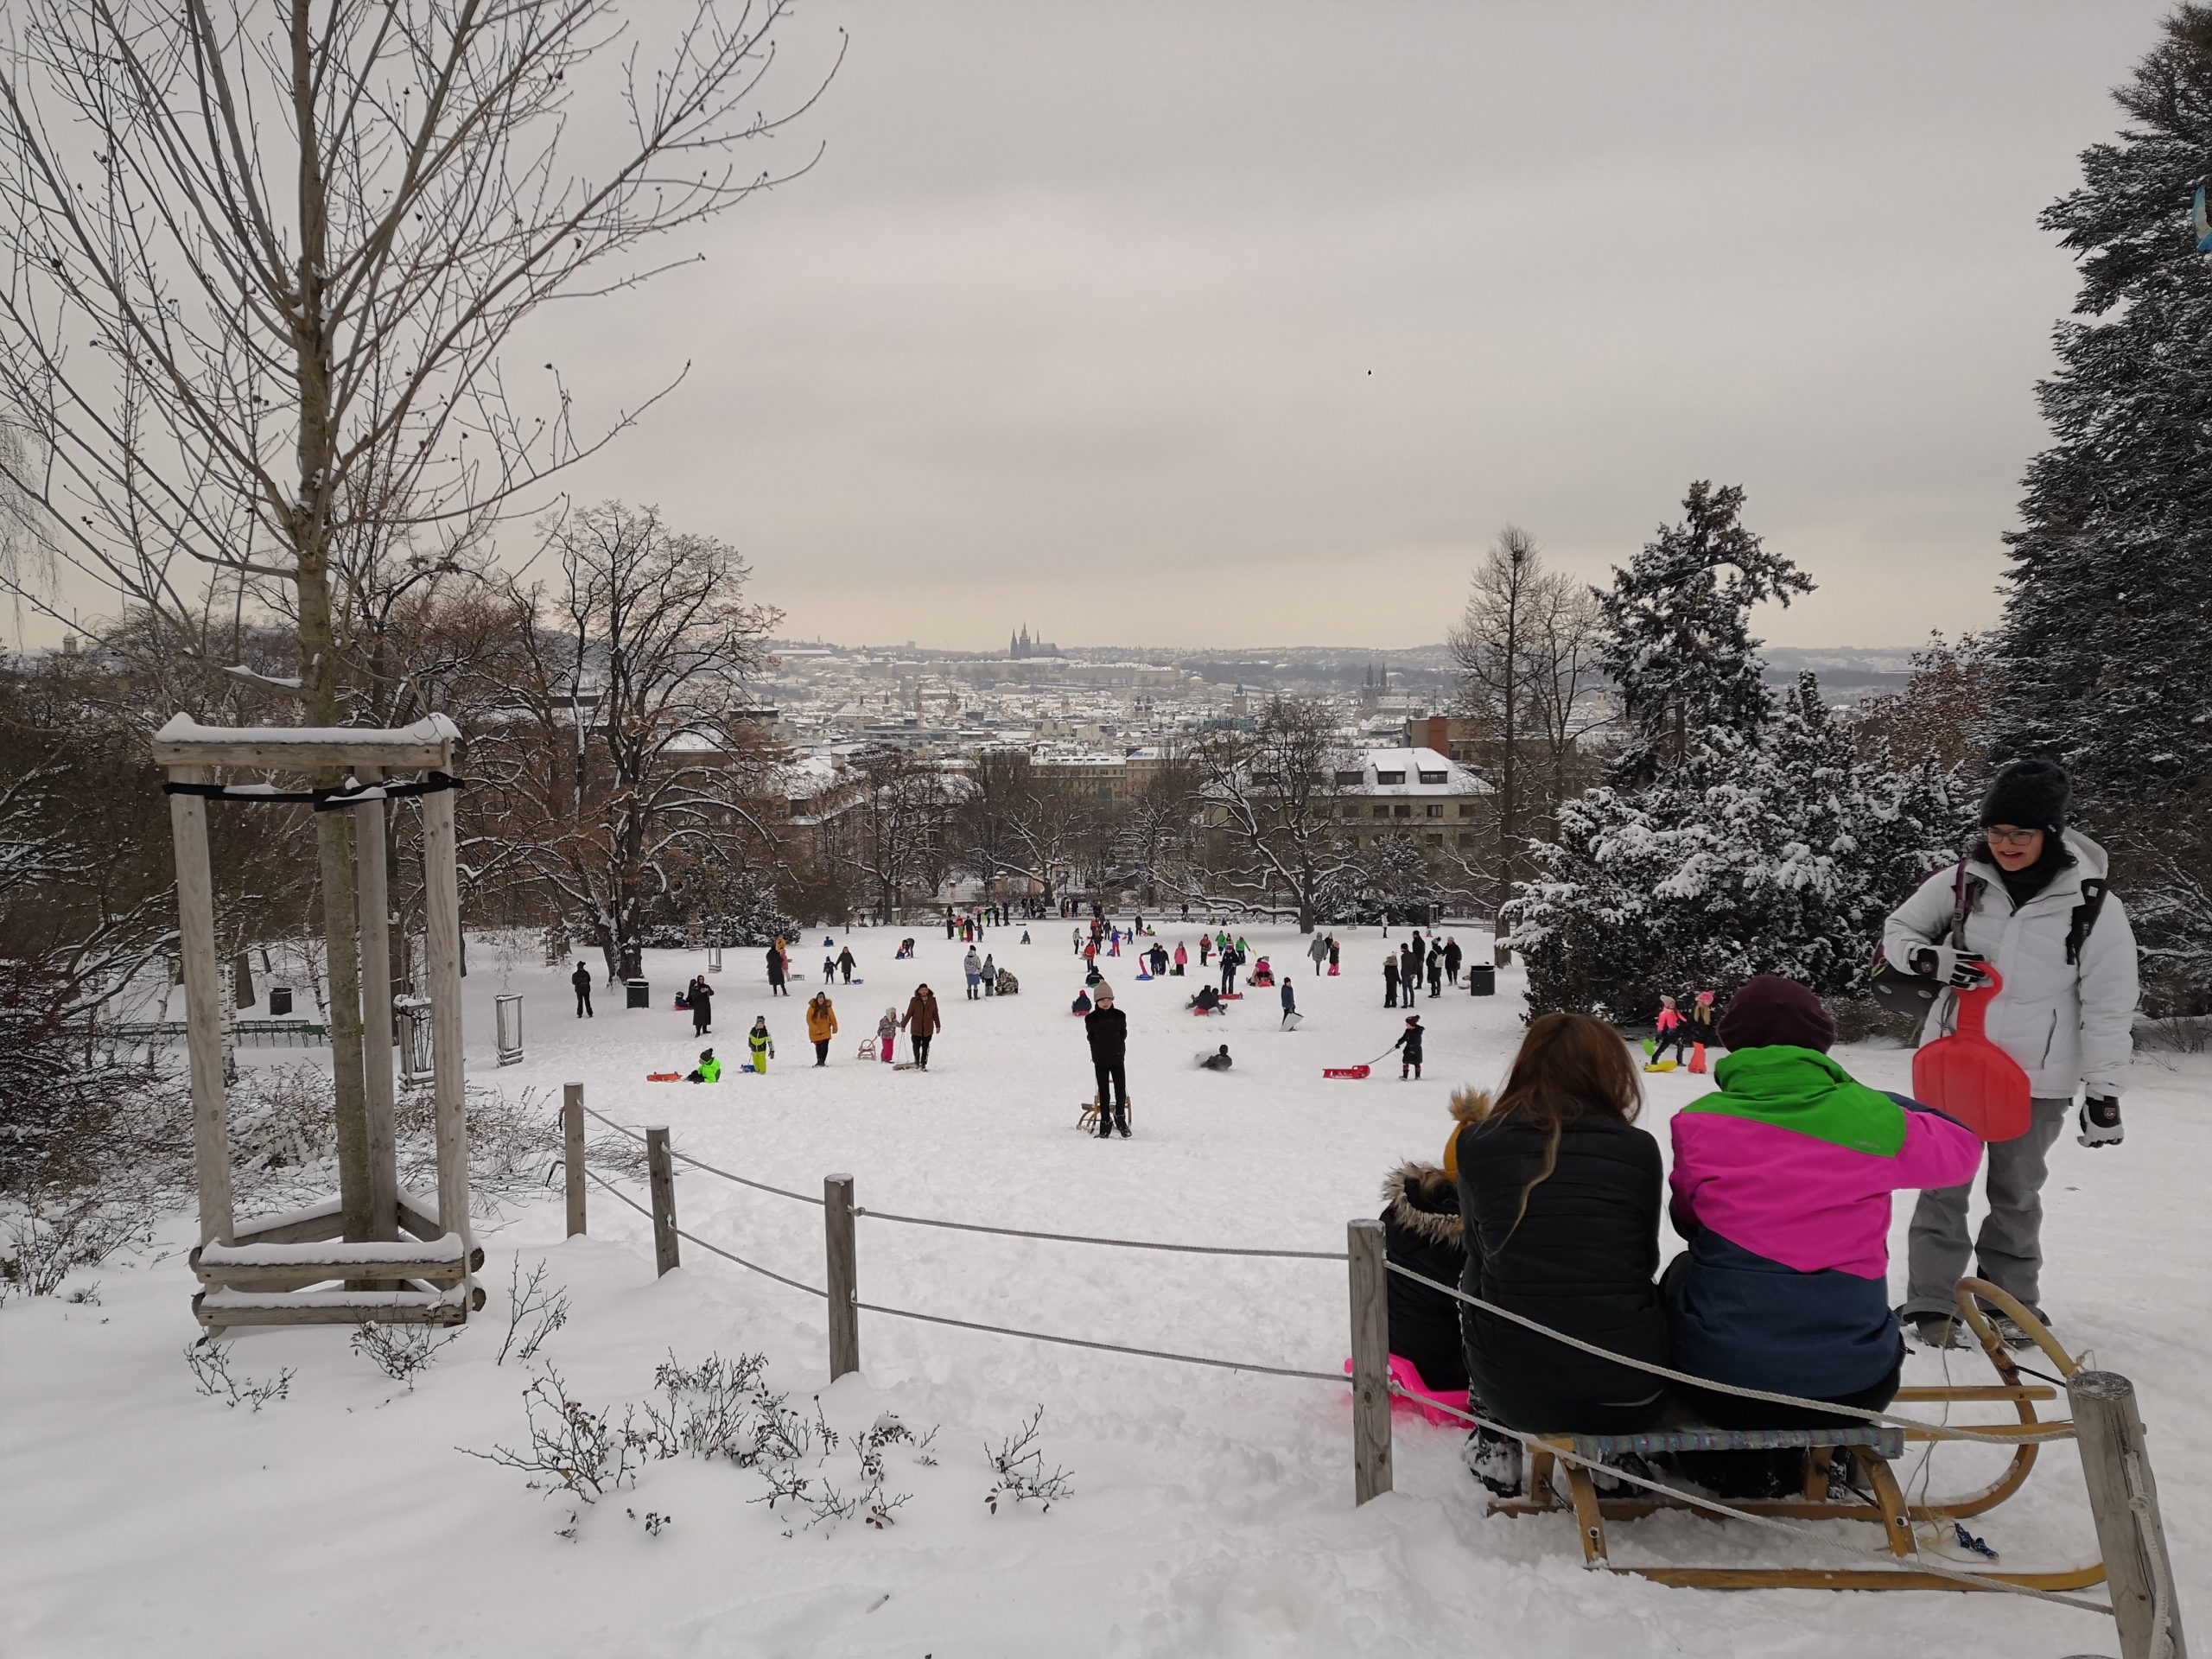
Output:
[1950, 963, 2004, 1038]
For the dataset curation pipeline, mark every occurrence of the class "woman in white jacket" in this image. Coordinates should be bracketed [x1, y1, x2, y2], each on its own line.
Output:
[1885, 760, 2138, 1347]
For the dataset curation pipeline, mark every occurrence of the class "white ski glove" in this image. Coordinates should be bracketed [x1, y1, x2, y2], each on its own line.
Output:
[1908, 944, 1989, 988]
[2077, 1096, 2123, 1147]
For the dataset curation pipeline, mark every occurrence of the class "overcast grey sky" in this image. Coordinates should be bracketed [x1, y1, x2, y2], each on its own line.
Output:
[444, 4, 2195, 650]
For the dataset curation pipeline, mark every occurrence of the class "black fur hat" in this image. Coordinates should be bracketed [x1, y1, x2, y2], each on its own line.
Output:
[1979, 759, 2070, 835]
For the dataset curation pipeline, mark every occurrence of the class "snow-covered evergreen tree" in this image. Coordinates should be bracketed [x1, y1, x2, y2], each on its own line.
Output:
[1506, 675, 1962, 1020]
[1594, 481, 1813, 791]
[1993, 7, 2212, 1004]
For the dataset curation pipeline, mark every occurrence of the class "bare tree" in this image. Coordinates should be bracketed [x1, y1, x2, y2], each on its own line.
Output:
[1450, 527, 1546, 927]
[842, 746, 956, 925]
[496, 502, 779, 980]
[1452, 526, 1609, 959]
[1110, 751, 1200, 906]
[1191, 696, 1356, 932]
[0, 0, 831, 1239]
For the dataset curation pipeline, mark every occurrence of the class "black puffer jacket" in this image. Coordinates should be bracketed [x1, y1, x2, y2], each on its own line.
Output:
[1379, 1163, 1467, 1389]
[1452, 1098, 1668, 1422]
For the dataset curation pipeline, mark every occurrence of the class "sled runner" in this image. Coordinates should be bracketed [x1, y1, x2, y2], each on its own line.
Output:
[1911, 967, 2032, 1142]
[1483, 1280, 2107, 1593]
[1076, 1093, 1133, 1134]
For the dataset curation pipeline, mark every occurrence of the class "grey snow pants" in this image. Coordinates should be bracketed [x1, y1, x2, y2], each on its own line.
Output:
[1903, 1096, 2071, 1320]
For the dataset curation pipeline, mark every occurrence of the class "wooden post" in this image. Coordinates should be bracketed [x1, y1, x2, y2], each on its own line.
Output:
[421, 781, 470, 1251]
[1347, 1217, 1393, 1505]
[2070, 1370, 2187, 1659]
[563, 1084, 587, 1237]
[352, 775, 398, 1241]
[824, 1174, 859, 1381]
[645, 1127, 680, 1276]
[168, 767, 234, 1247]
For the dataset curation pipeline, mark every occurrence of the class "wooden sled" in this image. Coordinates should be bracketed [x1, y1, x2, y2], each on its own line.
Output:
[1076, 1093, 1133, 1133]
[1484, 1280, 2106, 1592]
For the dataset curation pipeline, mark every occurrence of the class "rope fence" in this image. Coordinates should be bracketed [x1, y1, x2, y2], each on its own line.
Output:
[554, 1083, 2177, 1646]
[853, 1204, 1346, 1261]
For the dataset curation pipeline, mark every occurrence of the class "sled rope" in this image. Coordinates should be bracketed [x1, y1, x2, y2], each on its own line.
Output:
[853, 1205, 1345, 1261]
[1384, 1261, 2072, 1447]
[1406, 1385, 2112, 1615]
[581, 1167, 827, 1300]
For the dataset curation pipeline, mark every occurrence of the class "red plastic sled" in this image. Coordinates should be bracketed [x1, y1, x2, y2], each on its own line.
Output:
[1324, 1065, 1370, 1080]
[1911, 967, 2031, 1142]
[1341, 1354, 1470, 1427]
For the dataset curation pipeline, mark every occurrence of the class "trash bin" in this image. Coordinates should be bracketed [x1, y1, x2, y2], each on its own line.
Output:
[1467, 964, 1497, 996]
[626, 978, 652, 1009]
[270, 986, 294, 1016]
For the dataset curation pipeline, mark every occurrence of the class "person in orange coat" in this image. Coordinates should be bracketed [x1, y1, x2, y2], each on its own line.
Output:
[805, 991, 838, 1067]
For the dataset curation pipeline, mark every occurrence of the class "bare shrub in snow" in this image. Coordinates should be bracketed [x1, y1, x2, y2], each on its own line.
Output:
[184, 1341, 295, 1410]
[985, 1408, 1073, 1514]
[1825, 995, 1921, 1047]
[2145, 1014, 2209, 1055]
[626, 1506, 673, 1538]
[106, 1067, 647, 1221]
[351, 1321, 461, 1391]
[467, 1355, 938, 1538]
[1, 1194, 154, 1299]
[496, 1257, 569, 1365]
[461, 1367, 664, 1503]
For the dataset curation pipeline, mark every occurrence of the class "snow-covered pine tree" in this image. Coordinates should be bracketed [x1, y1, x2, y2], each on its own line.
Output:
[1506, 674, 1961, 1020]
[1993, 7, 2212, 1005]
[1595, 481, 1813, 791]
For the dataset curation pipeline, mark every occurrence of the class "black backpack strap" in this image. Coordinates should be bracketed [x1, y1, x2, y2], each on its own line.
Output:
[2066, 879, 2108, 967]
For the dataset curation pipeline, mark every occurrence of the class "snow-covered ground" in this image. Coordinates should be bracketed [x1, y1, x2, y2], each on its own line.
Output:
[4, 923, 2204, 1657]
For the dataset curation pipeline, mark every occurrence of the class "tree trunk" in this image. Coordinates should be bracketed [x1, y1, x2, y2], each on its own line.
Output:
[231, 950, 256, 1009]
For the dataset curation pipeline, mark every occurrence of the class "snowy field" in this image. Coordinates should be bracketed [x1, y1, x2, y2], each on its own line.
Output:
[3, 921, 2205, 1658]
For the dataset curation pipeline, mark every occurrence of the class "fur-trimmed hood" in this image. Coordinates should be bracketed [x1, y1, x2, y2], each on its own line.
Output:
[1381, 1160, 1463, 1246]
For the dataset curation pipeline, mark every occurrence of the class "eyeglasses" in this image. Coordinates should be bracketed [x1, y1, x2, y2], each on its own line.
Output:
[1986, 827, 2043, 849]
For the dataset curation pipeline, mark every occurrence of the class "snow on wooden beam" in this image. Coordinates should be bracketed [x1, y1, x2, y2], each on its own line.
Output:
[192, 1232, 469, 1291]
[194, 1283, 475, 1329]
[151, 714, 458, 771]
[229, 1194, 347, 1247]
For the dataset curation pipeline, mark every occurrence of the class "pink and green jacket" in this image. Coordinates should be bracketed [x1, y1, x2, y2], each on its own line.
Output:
[1669, 1046, 1983, 1398]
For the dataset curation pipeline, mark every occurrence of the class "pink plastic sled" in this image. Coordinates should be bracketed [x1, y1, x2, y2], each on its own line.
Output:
[1911, 966, 2032, 1142]
[1323, 1065, 1370, 1080]
[1342, 1354, 1469, 1427]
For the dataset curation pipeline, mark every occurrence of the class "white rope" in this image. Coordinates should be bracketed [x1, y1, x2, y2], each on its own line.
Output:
[580, 1155, 2107, 1613]
[854, 1205, 1345, 1261]
[579, 1166, 827, 1300]
[1403, 1383, 2113, 1614]
[576, 1102, 822, 1206]
[1386, 1261, 2069, 1447]
[855, 1298, 1343, 1382]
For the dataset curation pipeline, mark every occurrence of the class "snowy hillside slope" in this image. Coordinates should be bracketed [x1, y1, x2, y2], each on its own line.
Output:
[3, 924, 2202, 1657]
